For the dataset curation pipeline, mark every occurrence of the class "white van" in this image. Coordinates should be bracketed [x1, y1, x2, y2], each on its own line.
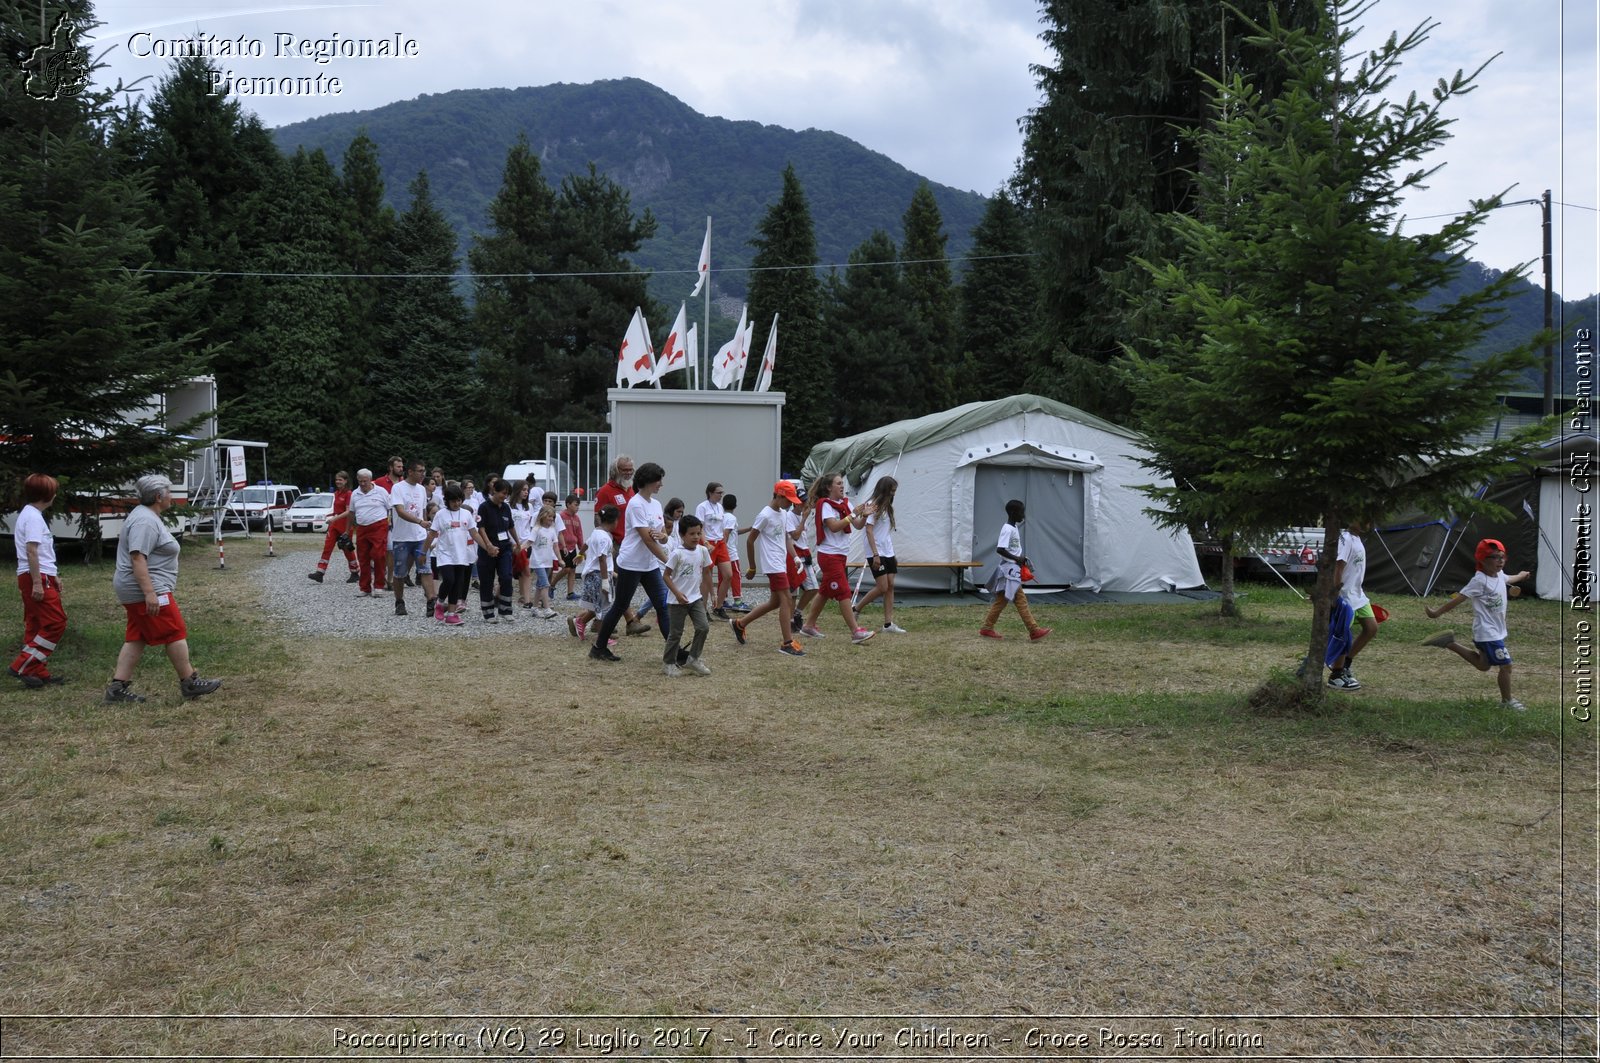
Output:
[501, 459, 573, 501]
[226, 483, 301, 530]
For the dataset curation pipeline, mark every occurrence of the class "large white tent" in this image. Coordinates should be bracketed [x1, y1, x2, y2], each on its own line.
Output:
[799, 395, 1206, 594]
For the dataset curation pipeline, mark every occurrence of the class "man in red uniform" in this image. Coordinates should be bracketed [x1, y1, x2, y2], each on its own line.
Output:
[308, 470, 359, 583]
[372, 455, 403, 492]
[349, 468, 392, 596]
[594, 454, 651, 635]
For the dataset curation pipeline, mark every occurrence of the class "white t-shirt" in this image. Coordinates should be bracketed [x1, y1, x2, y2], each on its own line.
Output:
[463, 491, 483, 513]
[349, 484, 391, 526]
[666, 544, 710, 604]
[696, 499, 726, 542]
[618, 493, 665, 571]
[865, 511, 895, 558]
[1337, 530, 1369, 610]
[721, 512, 740, 542]
[389, 480, 428, 543]
[528, 522, 558, 566]
[13, 504, 56, 576]
[997, 522, 1022, 556]
[429, 507, 477, 567]
[1461, 570, 1509, 643]
[815, 496, 853, 555]
[510, 504, 537, 545]
[582, 527, 613, 577]
[751, 505, 791, 575]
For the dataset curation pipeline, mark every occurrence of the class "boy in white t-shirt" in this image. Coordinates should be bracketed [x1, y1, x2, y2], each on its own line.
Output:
[730, 481, 804, 656]
[1422, 538, 1532, 712]
[980, 499, 1051, 641]
[569, 505, 619, 642]
[1328, 519, 1378, 690]
[662, 514, 715, 677]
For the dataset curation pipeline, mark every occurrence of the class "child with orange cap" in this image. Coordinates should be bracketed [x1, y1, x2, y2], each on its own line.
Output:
[1420, 538, 1531, 711]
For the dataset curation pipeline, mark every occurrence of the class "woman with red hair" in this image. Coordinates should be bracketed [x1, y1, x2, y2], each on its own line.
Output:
[10, 473, 68, 688]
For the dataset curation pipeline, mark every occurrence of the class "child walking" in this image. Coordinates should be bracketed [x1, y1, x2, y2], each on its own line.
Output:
[1421, 537, 1531, 712]
[570, 505, 618, 642]
[662, 514, 714, 677]
[558, 493, 584, 599]
[981, 499, 1051, 641]
[424, 484, 475, 625]
[721, 493, 750, 612]
[800, 472, 874, 644]
[855, 476, 904, 633]
[730, 481, 804, 656]
[527, 505, 560, 618]
[698, 482, 733, 619]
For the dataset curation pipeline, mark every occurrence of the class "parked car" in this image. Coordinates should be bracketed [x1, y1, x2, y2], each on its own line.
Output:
[502, 458, 574, 500]
[225, 483, 301, 531]
[285, 492, 336, 533]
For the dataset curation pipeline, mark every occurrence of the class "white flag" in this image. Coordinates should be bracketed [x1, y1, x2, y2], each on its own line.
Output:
[710, 305, 748, 389]
[689, 216, 711, 297]
[754, 314, 778, 392]
[615, 307, 655, 387]
[734, 314, 755, 383]
[654, 303, 690, 383]
[686, 323, 699, 387]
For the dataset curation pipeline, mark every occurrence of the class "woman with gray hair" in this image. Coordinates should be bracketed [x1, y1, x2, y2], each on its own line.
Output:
[105, 474, 223, 703]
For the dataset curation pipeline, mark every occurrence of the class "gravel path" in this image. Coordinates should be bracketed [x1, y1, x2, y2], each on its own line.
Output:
[256, 546, 772, 641]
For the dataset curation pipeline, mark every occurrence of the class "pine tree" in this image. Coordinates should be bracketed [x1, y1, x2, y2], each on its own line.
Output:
[0, 0, 215, 545]
[748, 164, 826, 470]
[1016, 0, 1322, 418]
[899, 181, 957, 415]
[1130, 4, 1546, 703]
[339, 132, 396, 454]
[824, 231, 915, 437]
[956, 189, 1038, 402]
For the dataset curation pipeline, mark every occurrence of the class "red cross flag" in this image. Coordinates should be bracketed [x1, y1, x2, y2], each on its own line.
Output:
[710, 304, 748, 389]
[754, 313, 778, 393]
[689, 217, 711, 298]
[615, 307, 655, 387]
[654, 303, 690, 384]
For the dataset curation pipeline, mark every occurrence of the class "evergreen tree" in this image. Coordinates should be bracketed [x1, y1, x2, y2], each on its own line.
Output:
[375, 171, 480, 472]
[823, 231, 915, 436]
[748, 164, 826, 470]
[956, 189, 1038, 402]
[339, 132, 396, 453]
[1016, 0, 1322, 418]
[899, 181, 957, 415]
[0, 0, 215, 544]
[1130, 5, 1546, 703]
[469, 136, 559, 463]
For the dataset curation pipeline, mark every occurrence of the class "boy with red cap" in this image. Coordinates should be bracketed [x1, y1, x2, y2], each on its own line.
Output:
[1421, 538, 1532, 712]
[730, 481, 805, 656]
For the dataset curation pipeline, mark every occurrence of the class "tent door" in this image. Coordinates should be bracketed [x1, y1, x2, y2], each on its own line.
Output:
[971, 464, 1086, 585]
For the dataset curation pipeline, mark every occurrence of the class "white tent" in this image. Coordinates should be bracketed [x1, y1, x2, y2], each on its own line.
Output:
[800, 395, 1206, 593]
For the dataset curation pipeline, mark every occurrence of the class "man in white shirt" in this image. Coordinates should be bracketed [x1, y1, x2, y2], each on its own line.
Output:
[348, 468, 392, 596]
[388, 460, 437, 616]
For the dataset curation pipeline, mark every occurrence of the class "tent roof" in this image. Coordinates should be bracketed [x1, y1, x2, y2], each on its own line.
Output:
[802, 394, 1143, 486]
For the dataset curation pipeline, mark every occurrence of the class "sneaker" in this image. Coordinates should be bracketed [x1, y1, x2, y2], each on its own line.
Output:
[567, 616, 579, 638]
[394, 600, 407, 617]
[179, 673, 222, 699]
[778, 640, 806, 657]
[800, 625, 825, 639]
[104, 680, 146, 703]
[1340, 668, 1361, 689]
[1029, 627, 1052, 642]
[359, 591, 373, 598]
[307, 570, 324, 583]
[712, 606, 730, 621]
[346, 571, 361, 583]
[589, 645, 621, 663]
[1422, 631, 1457, 648]
[850, 627, 875, 644]
[730, 599, 751, 612]
[791, 611, 805, 631]
[484, 614, 499, 624]
[433, 601, 447, 621]
[10, 667, 44, 689]
[566, 593, 581, 600]
[1328, 670, 1359, 690]
[1502, 698, 1528, 712]
[626, 620, 652, 636]
[663, 663, 683, 678]
[500, 611, 515, 622]
[730, 618, 747, 645]
[540, 608, 559, 619]
[978, 628, 1003, 640]
[686, 657, 712, 677]
[883, 622, 907, 634]
[444, 613, 464, 626]
[522, 601, 536, 611]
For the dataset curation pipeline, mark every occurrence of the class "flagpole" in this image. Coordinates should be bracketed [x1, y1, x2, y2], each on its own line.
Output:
[701, 215, 711, 391]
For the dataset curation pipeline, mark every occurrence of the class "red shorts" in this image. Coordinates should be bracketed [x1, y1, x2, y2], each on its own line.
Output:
[512, 549, 529, 576]
[766, 571, 793, 592]
[123, 592, 188, 646]
[817, 552, 850, 601]
[709, 538, 731, 565]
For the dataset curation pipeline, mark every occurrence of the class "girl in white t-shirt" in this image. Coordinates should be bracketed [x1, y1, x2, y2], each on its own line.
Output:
[855, 476, 904, 633]
[423, 484, 477, 625]
[697, 482, 734, 618]
[527, 505, 560, 618]
[10, 472, 66, 686]
[510, 481, 538, 610]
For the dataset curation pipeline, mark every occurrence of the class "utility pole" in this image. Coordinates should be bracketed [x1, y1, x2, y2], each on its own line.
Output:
[1541, 189, 1554, 417]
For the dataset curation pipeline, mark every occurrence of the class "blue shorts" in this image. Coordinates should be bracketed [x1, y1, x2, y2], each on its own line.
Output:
[1474, 640, 1512, 666]
[533, 564, 550, 590]
[390, 540, 432, 578]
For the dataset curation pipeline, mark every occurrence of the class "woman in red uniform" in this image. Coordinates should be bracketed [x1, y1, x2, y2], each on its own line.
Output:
[10, 473, 68, 688]
[308, 470, 358, 583]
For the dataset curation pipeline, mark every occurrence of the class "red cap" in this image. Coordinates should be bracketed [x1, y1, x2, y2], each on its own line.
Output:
[773, 480, 801, 505]
[1474, 538, 1506, 571]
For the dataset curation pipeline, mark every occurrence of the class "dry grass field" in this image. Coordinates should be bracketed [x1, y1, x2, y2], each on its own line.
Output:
[1, 544, 1595, 1059]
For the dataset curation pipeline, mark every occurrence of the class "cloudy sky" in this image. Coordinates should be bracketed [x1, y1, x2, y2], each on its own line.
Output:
[82, 0, 1599, 299]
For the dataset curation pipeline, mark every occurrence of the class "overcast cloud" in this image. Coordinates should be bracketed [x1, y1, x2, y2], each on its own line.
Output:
[85, 0, 1598, 299]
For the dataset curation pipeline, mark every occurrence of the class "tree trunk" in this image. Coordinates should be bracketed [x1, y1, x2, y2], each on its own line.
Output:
[1218, 533, 1239, 617]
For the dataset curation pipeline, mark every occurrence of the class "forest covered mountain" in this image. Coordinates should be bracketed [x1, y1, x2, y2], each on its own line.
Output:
[274, 77, 989, 309]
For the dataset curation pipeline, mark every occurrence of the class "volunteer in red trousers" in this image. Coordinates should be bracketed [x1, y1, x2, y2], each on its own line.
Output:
[10, 473, 68, 688]
[349, 468, 392, 596]
[308, 470, 359, 583]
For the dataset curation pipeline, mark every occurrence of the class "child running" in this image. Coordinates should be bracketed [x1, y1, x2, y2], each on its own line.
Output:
[570, 505, 618, 643]
[720, 493, 750, 613]
[662, 513, 714, 677]
[980, 499, 1051, 641]
[800, 472, 874, 644]
[731, 481, 804, 656]
[423, 484, 475, 625]
[1421, 537, 1531, 712]
[855, 476, 904, 633]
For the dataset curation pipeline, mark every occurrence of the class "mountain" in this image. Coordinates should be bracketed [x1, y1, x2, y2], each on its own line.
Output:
[273, 77, 990, 308]
[1424, 258, 1598, 392]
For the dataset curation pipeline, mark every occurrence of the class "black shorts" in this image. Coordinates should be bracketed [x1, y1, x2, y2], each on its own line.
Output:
[559, 549, 579, 570]
[868, 555, 898, 577]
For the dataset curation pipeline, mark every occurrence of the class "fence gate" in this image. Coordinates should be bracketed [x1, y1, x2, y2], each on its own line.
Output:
[546, 432, 610, 501]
